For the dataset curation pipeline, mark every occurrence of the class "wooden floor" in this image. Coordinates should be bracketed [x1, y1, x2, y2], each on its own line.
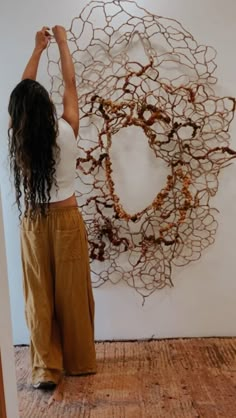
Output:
[15, 338, 236, 417]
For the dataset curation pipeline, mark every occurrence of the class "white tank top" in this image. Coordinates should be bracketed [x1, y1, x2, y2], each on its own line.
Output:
[50, 118, 78, 202]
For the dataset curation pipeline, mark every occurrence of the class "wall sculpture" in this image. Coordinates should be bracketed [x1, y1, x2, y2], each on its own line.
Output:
[47, 0, 236, 301]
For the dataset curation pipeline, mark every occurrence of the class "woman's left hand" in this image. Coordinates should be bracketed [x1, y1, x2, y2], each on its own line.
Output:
[35, 27, 51, 51]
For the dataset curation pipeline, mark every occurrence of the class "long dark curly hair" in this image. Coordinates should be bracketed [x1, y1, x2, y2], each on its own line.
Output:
[8, 79, 59, 217]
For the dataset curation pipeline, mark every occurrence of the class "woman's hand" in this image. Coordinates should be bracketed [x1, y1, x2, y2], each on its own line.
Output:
[52, 25, 67, 44]
[22, 27, 51, 80]
[35, 27, 51, 52]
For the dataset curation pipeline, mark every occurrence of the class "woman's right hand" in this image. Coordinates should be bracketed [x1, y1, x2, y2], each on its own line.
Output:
[52, 26, 67, 44]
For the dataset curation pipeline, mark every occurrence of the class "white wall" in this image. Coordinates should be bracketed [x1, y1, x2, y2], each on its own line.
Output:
[0, 189, 19, 418]
[0, 0, 236, 344]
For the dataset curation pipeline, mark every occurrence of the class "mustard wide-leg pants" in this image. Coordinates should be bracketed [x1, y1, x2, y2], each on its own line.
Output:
[20, 207, 96, 385]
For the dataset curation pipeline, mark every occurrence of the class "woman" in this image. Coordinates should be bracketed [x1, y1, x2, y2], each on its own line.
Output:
[8, 26, 96, 389]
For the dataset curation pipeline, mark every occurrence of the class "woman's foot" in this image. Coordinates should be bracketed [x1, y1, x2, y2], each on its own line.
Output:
[32, 367, 62, 389]
[32, 381, 57, 390]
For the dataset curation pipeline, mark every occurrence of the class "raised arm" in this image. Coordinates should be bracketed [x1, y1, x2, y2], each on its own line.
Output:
[52, 25, 79, 138]
[22, 27, 51, 80]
